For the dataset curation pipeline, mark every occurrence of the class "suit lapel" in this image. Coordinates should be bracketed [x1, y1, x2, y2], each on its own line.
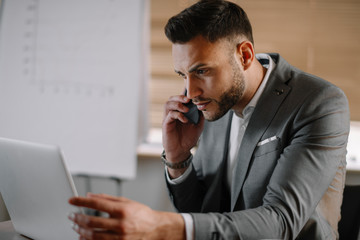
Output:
[230, 55, 292, 210]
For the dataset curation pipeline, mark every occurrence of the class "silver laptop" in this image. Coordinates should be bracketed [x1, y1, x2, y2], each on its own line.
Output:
[0, 137, 81, 240]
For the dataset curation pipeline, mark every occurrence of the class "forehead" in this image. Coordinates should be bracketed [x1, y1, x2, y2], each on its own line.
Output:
[172, 36, 231, 71]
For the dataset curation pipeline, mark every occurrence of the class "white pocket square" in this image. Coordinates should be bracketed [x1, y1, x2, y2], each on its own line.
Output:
[257, 136, 278, 146]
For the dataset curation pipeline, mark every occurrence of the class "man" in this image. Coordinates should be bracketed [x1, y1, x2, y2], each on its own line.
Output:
[69, 0, 350, 239]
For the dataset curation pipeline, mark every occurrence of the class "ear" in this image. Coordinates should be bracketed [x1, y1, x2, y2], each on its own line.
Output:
[236, 41, 255, 71]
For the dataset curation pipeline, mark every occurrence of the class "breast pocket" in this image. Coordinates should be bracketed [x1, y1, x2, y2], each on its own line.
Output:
[253, 136, 280, 157]
[242, 137, 282, 206]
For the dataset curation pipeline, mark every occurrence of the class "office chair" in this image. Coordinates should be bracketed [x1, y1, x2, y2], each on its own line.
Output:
[338, 185, 360, 240]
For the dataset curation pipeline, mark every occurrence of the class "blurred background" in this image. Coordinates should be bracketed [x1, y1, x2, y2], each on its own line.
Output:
[1, 0, 359, 222]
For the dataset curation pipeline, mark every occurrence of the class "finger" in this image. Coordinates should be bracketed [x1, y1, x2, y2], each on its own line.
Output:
[164, 100, 190, 116]
[69, 196, 117, 214]
[167, 94, 189, 103]
[69, 213, 120, 231]
[73, 223, 95, 239]
[164, 93, 191, 112]
[91, 230, 123, 240]
[164, 109, 189, 125]
[87, 193, 128, 203]
[73, 224, 122, 240]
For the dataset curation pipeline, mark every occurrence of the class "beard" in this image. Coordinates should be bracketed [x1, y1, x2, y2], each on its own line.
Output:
[204, 59, 245, 121]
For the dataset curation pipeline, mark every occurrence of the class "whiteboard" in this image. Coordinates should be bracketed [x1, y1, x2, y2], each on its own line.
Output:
[0, 0, 148, 179]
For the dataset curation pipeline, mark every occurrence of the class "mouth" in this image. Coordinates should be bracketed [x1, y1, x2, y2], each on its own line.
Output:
[194, 101, 211, 111]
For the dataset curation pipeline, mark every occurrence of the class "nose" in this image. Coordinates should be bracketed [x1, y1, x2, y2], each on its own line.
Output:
[185, 77, 202, 99]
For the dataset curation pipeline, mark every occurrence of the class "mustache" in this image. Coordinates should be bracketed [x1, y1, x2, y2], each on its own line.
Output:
[192, 97, 212, 104]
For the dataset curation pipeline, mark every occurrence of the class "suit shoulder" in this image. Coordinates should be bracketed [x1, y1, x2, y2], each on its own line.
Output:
[289, 67, 346, 99]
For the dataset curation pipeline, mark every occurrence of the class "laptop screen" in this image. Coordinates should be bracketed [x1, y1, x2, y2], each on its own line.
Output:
[0, 137, 80, 240]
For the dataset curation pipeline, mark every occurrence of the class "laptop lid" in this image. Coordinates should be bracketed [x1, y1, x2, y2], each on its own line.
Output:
[0, 137, 80, 240]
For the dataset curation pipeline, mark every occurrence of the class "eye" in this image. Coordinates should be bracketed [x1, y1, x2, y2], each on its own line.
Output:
[196, 69, 207, 75]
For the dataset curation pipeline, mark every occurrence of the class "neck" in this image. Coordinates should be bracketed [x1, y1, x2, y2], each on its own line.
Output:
[232, 59, 267, 116]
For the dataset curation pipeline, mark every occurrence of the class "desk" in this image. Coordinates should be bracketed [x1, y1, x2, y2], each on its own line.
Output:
[0, 221, 31, 240]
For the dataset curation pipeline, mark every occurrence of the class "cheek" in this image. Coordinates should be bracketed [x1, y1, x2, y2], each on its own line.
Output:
[208, 71, 234, 95]
[201, 77, 221, 99]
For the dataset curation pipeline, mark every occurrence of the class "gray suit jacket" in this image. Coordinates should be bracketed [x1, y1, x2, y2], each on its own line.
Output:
[166, 54, 350, 239]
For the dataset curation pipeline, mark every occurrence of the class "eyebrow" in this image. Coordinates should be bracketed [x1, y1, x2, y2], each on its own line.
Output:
[174, 63, 207, 75]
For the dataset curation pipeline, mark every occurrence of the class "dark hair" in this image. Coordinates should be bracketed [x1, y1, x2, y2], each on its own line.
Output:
[164, 0, 254, 44]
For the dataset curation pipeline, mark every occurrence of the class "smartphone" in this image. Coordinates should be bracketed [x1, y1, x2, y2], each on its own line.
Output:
[183, 89, 200, 124]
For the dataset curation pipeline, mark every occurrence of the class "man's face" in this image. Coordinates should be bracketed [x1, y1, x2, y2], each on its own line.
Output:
[172, 35, 246, 121]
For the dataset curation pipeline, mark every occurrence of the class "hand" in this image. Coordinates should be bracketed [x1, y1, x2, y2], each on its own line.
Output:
[162, 94, 204, 164]
[68, 193, 185, 240]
